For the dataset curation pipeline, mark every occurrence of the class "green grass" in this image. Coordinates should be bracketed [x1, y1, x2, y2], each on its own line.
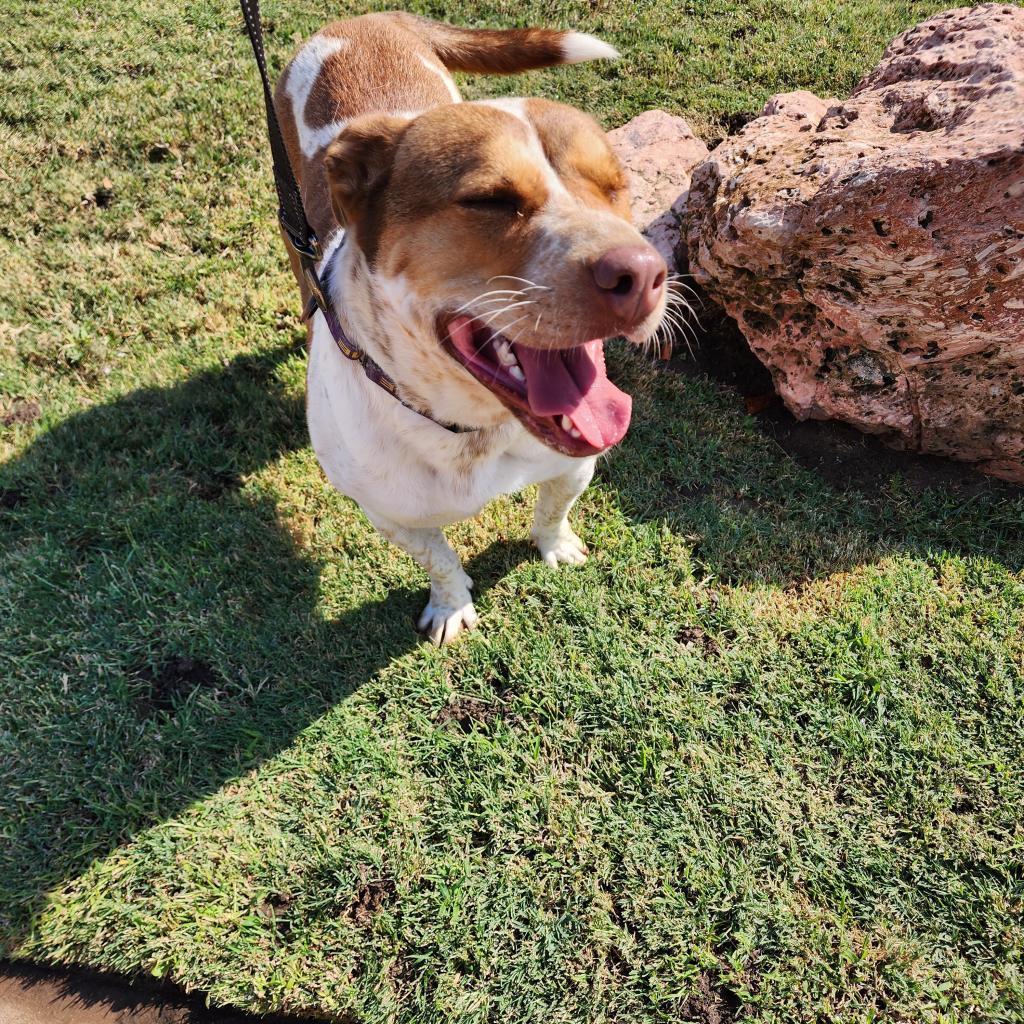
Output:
[2, 0, 1023, 1021]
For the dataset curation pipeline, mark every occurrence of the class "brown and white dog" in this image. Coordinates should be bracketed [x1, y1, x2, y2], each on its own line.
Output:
[275, 13, 668, 643]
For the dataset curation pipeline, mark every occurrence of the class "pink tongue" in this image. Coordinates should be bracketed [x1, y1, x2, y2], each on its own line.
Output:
[515, 341, 632, 450]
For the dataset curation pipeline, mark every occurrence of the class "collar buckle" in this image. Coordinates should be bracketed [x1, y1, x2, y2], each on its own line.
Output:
[302, 264, 329, 317]
[281, 214, 321, 262]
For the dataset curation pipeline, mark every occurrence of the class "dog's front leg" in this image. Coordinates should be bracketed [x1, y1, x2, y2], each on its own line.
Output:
[530, 459, 596, 568]
[364, 510, 477, 645]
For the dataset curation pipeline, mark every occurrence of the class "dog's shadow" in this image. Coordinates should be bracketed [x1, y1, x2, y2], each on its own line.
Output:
[0, 345, 528, 950]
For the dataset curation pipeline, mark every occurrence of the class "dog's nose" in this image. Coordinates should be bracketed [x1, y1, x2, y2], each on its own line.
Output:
[590, 245, 667, 325]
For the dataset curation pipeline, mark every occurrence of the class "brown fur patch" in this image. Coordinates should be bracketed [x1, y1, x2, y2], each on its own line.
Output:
[324, 113, 410, 263]
[274, 14, 455, 264]
[370, 105, 547, 288]
[454, 426, 504, 474]
[304, 31, 438, 134]
[407, 17, 567, 74]
[525, 98, 630, 214]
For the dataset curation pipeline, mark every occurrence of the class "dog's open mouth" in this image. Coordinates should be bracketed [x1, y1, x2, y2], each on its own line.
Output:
[442, 314, 632, 456]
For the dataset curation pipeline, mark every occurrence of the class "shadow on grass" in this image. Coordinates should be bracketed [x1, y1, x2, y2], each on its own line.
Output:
[0, 345, 530, 956]
[600, 343, 1023, 585]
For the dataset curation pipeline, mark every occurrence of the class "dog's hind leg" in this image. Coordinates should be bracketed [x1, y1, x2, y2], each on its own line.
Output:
[364, 510, 477, 645]
[530, 458, 596, 569]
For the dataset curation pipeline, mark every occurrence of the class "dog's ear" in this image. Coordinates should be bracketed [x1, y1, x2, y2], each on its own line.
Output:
[324, 113, 409, 230]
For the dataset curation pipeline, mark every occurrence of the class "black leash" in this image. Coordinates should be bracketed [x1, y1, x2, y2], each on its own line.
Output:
[238, 0, 322, 290]
[238, 0, 471, 433]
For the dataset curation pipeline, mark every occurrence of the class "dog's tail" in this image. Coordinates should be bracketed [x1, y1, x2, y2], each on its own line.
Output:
[400, 14, 619, 75]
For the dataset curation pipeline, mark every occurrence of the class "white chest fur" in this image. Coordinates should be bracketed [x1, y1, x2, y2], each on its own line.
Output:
[305, 311, 592, 529]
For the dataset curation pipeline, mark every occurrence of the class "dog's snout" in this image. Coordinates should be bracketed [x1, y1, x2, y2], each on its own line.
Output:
[590, 245, 667, 324]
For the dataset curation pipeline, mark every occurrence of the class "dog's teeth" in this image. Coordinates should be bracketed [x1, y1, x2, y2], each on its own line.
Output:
[509, 365, 525, 382]
[561, 415, 573, 431]
[495, 340, 517, 366]
[570, 428, 582, 439]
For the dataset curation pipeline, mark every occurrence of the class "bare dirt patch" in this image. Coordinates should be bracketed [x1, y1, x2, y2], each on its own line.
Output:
[676, 971, 740, 1024]
[676, 625, 721, 657]
[434, 697, 498, 732]
[344, 878, 397, 928]
[134, 657, 219, 717]
[2, 400, 41, 427]
[0, 961, 322, 1023]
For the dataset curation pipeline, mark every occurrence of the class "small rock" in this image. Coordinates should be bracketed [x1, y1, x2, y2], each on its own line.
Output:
[608, 110, 709, 266]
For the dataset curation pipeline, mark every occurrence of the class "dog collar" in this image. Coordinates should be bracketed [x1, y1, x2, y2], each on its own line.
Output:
[305, 243, 476, 435]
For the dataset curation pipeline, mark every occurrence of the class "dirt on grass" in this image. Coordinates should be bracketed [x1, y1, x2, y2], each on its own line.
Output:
[676, 971, 741, 1024]
[134, 657, 220, 717]
[1, 399, 41, 428]
[343, 878, 397, 929]
[0, 961, 323, 1023]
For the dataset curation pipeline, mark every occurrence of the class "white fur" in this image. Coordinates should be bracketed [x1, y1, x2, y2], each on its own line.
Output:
[419, 54, 462, 104]
[560, 32, 619, 63]
[307, 306, 585, 530]
[476, 97, 531, 124]
[315, 228, 346, 277]
[286, 34, 351, 158]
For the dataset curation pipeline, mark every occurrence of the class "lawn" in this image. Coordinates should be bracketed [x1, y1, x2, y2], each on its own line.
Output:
[2, 0, 1023, 1021]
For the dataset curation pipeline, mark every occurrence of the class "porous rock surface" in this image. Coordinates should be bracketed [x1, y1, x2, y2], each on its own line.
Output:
[685, 4, 1024, 482]
[607, 110, 709, 265]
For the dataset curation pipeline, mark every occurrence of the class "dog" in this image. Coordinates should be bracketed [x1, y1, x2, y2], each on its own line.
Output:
[274, 12, 668, 643]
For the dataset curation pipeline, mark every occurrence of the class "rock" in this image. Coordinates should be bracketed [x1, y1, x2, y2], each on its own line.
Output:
[608, 110, 709, 265]
[760, 90, 833, 122]
[684, 4, 1024, 483]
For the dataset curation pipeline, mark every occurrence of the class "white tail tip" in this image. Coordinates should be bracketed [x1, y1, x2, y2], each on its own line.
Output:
[561, 31, 620, 63]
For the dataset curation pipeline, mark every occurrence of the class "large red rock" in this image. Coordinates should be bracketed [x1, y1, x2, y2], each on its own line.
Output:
[607, 110, 709, 265]
[685, 4, 1024, 482]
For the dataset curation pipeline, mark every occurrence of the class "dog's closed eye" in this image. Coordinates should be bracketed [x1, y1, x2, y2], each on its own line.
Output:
[458, 190, 522, 215]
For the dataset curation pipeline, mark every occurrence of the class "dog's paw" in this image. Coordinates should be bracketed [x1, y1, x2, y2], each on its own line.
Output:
[531, 527, 588, 569]
[417, 592, 478, 645]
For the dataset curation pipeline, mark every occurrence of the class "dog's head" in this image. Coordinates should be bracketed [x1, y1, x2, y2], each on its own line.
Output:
[324, 98, 668, 454]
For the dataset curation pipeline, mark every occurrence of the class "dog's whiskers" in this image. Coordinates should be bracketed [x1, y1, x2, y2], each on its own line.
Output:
[451, 288, 527, 316]
[666, 271, 701, 297]
[487, 274, 551, 292]
[491, 313, 530, 339]
[477, 299, 536, 331]
[504, 317, 538, 352]
[653, 303, 697, 359]
[460, 302, 538, 361]
[665, 276, 704, 329]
